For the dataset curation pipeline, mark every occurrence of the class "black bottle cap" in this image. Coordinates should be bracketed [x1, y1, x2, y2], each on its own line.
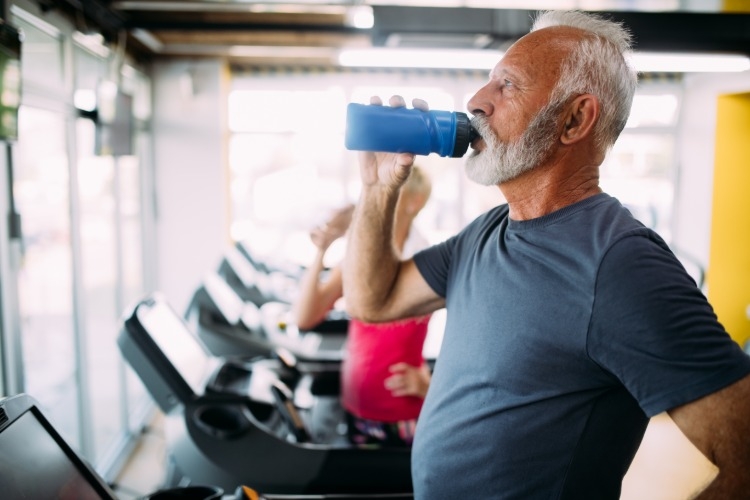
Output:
[453, 112, 478, 158]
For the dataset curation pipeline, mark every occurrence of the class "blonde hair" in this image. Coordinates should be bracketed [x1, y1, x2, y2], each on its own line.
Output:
[403, 165, 432, 200]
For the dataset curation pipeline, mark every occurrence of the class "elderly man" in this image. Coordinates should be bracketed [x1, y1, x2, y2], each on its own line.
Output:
[342, 9, 750, 500]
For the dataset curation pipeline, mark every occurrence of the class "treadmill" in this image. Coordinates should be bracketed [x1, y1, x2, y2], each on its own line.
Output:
[0, 393, 118, 499]
[188, 270, 348, 362]
[187, 271, 275, 359]
[0, 393, 413, 500]
[118, 293, 413, 495]
[235, 239, 305, 282]
[218, 245, 299, 307]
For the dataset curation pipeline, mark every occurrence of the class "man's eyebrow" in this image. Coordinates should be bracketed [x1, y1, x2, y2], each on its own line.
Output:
[489, 67, 524, 82]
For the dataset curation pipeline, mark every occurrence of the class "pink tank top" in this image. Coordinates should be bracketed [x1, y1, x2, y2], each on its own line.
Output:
[341, 315, 431, 422]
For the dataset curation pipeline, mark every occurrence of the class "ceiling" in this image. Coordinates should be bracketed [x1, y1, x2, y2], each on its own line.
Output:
[30, 0, 750, 67]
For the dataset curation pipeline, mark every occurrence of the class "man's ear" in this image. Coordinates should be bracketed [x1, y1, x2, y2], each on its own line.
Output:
[560, 94, 599, 145]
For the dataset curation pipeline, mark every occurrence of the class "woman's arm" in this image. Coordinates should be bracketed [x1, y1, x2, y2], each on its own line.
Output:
[293, 204, 353, 330]
[293, 250, 344, 331]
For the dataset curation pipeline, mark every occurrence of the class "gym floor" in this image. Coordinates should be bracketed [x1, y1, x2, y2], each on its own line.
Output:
[111, 411, 169, 499]
[111, 411, 716, 500]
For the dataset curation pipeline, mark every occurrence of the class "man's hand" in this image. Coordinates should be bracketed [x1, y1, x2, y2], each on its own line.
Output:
[344, 94, 442, 324]
[357, 95, 429, 191]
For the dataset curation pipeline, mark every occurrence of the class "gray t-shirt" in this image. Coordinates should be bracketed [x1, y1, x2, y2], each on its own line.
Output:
[412, 193, 750, 499]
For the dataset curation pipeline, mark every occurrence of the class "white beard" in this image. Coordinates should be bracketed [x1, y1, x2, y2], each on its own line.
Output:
[465, 100, 564, 186]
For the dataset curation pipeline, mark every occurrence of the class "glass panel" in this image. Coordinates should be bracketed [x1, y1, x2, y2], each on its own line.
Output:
[600, 133, 676, 240]
[625, 94, 679, 128]
[228, 86, 350, 265]
[128, 70, 152, 121]
[14, 105, 81, 449]
[228, 88, 346, 133]
[14, 16, 64, 92]
[228, 85, 460, 265]
[73, 46, 107, 112]
[126, 128, 151, 432]
[119, 155, 144, 309]
[76, 117, 122, 462]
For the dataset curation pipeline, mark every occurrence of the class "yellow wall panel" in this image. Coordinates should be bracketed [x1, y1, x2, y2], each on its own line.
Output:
[721, 0, 750, 13]
[708, 92, 750, 346]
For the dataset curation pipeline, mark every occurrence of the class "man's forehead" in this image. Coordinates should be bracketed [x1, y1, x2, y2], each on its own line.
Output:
[490, 28, 578, 81]
[489, 41, 537, 82]
[488, 64, 524, 81]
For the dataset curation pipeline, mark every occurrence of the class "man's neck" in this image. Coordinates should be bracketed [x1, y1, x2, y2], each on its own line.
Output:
[500, 160, 602, 221]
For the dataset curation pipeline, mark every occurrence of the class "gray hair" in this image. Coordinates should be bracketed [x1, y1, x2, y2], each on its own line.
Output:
[531, 10, 638, 153]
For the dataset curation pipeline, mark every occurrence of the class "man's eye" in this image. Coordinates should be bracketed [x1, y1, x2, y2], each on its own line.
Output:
[503, 79, 514, 88]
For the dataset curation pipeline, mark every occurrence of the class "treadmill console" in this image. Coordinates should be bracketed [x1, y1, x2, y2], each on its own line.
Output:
[0, 394, 116, 499]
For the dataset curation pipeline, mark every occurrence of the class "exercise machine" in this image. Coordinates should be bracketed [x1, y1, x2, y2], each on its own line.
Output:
[0, 392, 413, 499]
[118, 293, 413, 494]
[187, 271, 348, 361]
[218, 245, 298, 307]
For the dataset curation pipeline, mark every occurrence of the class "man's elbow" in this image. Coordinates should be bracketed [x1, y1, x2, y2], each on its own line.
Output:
[345, 303, 389, 324]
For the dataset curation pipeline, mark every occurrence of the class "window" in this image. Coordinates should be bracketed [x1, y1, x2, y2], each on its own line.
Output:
[601, 87, 682, 241]
[228, 70, 681, 264]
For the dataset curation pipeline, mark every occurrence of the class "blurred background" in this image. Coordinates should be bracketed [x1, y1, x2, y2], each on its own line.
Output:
[0, 0, 749, 497]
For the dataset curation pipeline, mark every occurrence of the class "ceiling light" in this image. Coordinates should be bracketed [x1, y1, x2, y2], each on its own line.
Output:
[630, 52, 750, 73]
[345, 6, 374, 29]
[338, 47, 750, 73]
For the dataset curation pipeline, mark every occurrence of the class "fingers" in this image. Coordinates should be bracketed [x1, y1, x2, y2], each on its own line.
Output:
[309, 220, 346, 250]
[370, 94, 427, 111]
[358, 95, 421, 189]
[388, 94, 407, 108]
[384, 373, 410, 397]
[412, 98, 429, 111]
[385, 362, 429, 398]
[309, 229, 330, 251]
[395, 152, 416, 168]
[324, 206, 354, 234]
[389, 362, 410, 373]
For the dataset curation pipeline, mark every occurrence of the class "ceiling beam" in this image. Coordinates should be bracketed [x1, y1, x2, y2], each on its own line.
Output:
[372, 7, 750, 54]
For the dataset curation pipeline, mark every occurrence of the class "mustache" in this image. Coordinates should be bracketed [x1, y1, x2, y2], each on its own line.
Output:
[470, 116, 485, 137]
[470, 115, 496, 144]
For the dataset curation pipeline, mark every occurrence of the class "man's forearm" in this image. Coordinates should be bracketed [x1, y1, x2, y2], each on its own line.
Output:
[690, 471, 750, 500]
[343, 184, 401, 322]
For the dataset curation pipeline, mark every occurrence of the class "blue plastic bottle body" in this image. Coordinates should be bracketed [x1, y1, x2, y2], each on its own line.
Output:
[345, 103, 458, 157]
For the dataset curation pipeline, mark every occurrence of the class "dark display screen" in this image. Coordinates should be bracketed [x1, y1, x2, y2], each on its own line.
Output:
[0, 409, 108, 499]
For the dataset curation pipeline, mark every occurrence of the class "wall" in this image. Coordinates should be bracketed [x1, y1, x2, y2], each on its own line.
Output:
[707, 92, 750, 345]
[672, 71, 750, 271]
[152, 59, 230, 312]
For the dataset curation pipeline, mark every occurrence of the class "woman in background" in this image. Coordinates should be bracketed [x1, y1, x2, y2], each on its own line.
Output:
[294, 166, 433, 447]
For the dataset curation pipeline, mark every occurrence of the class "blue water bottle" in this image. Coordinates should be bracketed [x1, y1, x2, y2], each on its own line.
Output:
[344, 103, 477, 158]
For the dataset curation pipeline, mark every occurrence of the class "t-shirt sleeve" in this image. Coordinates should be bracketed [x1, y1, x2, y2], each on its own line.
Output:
[413, 235, 456, 298]
[588, 232, 750, 417]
